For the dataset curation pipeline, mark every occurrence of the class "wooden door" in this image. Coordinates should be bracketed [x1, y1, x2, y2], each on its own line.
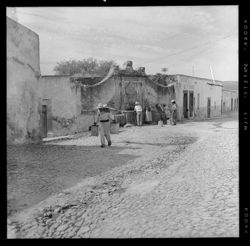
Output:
[189, 91, 194, 117]
[183, 92, 188, 118]
[41, 105, 48, 138]
[207, 98, 211, 118]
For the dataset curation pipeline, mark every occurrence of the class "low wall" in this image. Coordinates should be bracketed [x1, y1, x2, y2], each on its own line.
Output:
[51, 113, 94, 137]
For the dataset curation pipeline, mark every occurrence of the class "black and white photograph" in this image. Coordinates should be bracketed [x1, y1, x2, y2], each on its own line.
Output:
[6, 4, 244, 238]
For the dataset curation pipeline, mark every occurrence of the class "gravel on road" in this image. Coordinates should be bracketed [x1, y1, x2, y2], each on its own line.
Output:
[7, 114, 239, 238]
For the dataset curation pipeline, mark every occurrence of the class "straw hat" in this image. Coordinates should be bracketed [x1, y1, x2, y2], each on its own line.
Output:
[102, 104, 109, 108]
[97, 103, 103, 108]
[135, 101, 139, 105]
[171, 100, 176, 103]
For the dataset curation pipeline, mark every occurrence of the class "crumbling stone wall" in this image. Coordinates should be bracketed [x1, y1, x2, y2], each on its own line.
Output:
[144, 77, 176, 111]
[41, 62, 176, 136]
[7, 17, 41, 143]
[79, 63, 175, 112]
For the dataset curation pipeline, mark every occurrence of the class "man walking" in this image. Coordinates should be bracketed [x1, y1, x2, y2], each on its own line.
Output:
[134, 101, 142, 126]
[96, 103, 114, 147]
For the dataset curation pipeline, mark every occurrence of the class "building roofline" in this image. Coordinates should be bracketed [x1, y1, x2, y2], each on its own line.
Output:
[175, 74, 222, 83]
[41, 74, 71, 77]
[7, 16, 39, 38]
[222, 88, 238, 92]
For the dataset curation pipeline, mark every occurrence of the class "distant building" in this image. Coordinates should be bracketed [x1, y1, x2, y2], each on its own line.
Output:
[174, 74, 223, 120]
[221, 81, 238, 91]
[222, 89, 238, 112]
[221, 81, 238, 113]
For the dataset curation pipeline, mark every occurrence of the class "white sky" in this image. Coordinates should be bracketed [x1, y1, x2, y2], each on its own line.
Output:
[7, 6, 238, 81]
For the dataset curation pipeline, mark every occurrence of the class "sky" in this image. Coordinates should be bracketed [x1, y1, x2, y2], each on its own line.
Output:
[6, 6, 238, 81]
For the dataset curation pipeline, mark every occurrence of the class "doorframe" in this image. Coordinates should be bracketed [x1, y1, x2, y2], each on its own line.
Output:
[39, 98, 52, 139]
[42, 105, 48, 138]
[189, 91, 194, 118]
[207, 97, 211, 118]
[183, 90, 188, 119]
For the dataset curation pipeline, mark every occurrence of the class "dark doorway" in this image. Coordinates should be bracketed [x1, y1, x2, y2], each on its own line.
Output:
[189, 91, 194, 117]
[207, 97, 211, 118]
[183, 91, 188, 119]
[41, 105, 48, 138]
[231, 98, 233, 111]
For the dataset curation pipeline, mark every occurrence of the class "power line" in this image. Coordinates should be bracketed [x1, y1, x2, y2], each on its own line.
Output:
[163, 33, 236, 70]
[145, 33, 234, 64]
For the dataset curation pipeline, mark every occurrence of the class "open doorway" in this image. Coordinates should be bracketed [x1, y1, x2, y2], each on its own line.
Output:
[183, 91, 188, 119]
[189, 91, 194, 117]
[207, 97, 211, 118]
[41, 105, 48, 138]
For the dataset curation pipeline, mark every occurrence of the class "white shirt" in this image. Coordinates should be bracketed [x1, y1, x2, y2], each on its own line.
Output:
[134, 105, 142, 112]
[96, 111, 114, 122]
[171, 104, 177, 111]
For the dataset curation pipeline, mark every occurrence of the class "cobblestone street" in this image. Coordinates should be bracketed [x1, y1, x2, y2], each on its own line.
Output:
[7, 113, 239, 238]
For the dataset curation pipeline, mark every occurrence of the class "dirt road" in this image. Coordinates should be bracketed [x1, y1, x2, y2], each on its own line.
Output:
[7, 113, 239, 238]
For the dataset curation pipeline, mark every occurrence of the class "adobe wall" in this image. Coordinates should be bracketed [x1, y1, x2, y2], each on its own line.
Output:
[42, 70, 175, 136]
[222, 89, 238, 112]
[7, 17, 42, 143]
[40, 75, 79, 118]
[80, 74, 175, 114]
[81, 75, 175, 110]
[176, 75, 223, 120]
[39, 75, 88, 137]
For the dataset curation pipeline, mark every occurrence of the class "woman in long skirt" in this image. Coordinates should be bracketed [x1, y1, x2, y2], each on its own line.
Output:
[145, 106, 152, 124]
[170, 100, 177, 125]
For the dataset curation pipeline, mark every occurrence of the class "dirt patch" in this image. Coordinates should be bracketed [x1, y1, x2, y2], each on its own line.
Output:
[7, 144, 138, 216]
[125, 180, 160, 195]
[118, 136, 197, 147]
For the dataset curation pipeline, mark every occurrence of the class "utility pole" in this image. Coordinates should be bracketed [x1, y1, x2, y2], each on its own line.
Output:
[210, 65, 215, 84]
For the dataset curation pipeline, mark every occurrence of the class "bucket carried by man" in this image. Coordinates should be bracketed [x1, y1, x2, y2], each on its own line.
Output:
[90, 103, 102, 136]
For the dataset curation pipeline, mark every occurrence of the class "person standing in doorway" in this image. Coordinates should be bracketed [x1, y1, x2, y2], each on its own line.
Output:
[96, 103, 114, 147]
[145, 106, 152, 124]
[163, 104, 170, 124]
[170, 100, 177, 125]
[134, 101, 143, 126]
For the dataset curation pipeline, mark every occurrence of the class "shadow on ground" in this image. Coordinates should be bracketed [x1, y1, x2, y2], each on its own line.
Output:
[7, 144, 140, 216]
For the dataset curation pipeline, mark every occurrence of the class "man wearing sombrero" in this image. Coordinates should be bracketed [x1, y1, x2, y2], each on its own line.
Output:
[170, 99, 177, 125]
[96, 103, 114, 147]
[134, 101, 143, 126]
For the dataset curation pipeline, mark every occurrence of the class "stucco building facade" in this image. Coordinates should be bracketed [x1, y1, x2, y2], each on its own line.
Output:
[7, 17, 42, 143]
[174, 75, 223, 121]
[222, 89, 238, 112]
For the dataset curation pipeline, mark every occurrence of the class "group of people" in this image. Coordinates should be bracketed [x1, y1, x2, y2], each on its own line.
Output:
[134, 100, 177, 126]
[95, 100, 178, 148]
